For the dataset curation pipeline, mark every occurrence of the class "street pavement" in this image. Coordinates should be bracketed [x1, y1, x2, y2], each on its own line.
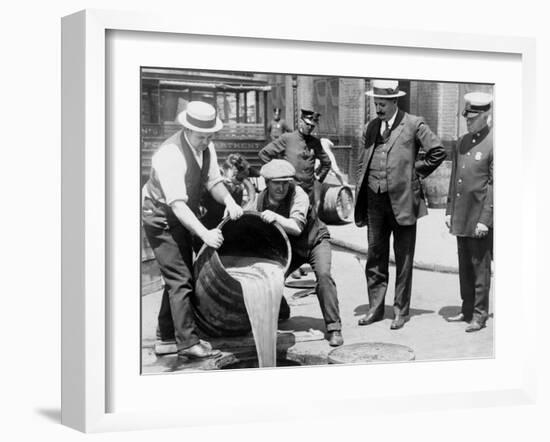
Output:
[328, 208, 459, 273]
[141, 208, 493, 373]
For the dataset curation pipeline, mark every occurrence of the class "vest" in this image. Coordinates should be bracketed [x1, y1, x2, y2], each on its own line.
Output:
[145, 131, 211, 216]
[368, 129, 390, 193]
[366, 112, 405, 193]
[256, 184, 329, 259]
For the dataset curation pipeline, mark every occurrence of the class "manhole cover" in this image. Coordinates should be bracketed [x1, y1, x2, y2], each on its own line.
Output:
[328, 342, 415, 364]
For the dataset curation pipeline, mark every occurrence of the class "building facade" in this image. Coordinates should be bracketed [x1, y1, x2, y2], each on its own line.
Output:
[140, 68, 493, 200]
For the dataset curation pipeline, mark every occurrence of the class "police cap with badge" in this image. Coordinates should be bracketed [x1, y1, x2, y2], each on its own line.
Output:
[462, 92, 493, 118]
[300, 109, 320, 125]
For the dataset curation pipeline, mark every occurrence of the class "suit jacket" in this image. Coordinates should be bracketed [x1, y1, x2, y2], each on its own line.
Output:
[354, 110, 446, 227]
[445, 125, 493, 236]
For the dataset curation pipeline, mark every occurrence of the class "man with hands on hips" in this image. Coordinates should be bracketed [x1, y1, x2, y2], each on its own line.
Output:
[445, 92, 493, 332]
[354, 80, 445, 330]
[142, 101, 243, 359]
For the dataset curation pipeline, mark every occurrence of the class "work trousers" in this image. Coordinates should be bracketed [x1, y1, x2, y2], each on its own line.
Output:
[456, 231, 493, 323]
[365, 187, 417, 317]
[282, 238, 342, 331]
[142, 198, 200, 351]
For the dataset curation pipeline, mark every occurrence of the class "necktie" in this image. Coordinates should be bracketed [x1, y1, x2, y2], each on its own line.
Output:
[382, 121, 391, 142]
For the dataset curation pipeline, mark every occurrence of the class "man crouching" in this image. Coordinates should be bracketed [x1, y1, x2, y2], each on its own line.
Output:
[256, 159, 343, 347]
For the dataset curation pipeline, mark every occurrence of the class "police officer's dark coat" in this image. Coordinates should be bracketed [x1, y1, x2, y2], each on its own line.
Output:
[445, 125, 493, 236]
[354, 110, 446, 227]
[258, 130, 331, 194]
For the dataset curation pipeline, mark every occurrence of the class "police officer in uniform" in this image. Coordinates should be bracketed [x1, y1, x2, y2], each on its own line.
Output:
[445, 92, 493, 332]
[259, 109, 331, 206]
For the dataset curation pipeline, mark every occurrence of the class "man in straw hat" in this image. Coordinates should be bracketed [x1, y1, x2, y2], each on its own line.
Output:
[256, 159, 344, 347]
[445, 92, 493, 332]
[355, 79, 446, 330]
[142, 101, 243, 359]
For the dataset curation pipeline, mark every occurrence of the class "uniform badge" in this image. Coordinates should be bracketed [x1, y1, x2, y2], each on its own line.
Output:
[475, 152, 482, 161]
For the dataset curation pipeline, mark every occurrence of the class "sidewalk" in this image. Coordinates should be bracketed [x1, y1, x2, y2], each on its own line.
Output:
[327, 208, 459, 274]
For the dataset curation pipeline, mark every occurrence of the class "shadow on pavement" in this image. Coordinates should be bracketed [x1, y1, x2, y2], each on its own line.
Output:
[438, 306, 494, 321]
[353, 304, 434, 318]
[277, 315, 326, 333]
[438, 305, 462, 318]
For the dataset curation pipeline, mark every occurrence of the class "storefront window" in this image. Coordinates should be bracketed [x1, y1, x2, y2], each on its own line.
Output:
[142, 83, 265, 126]
[217, 92, 237, 123]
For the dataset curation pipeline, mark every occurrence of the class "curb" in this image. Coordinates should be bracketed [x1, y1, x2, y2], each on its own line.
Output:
[329, 237, 458, 274]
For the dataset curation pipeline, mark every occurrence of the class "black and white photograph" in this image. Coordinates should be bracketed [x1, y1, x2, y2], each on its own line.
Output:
[140, 68, 494, 373]
[5, 0, 547, 438]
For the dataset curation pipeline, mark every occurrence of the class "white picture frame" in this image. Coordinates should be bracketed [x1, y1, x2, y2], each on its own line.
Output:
[61, 9, 536, 433]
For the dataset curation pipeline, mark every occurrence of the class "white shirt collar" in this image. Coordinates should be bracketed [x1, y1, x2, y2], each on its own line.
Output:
[183, 131, 203, 168]
[380, 109, 398, 135]
[386, 109, 398, 129]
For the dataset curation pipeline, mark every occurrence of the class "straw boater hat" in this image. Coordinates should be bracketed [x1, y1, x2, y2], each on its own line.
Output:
[462, 92, 493, 118]
[365, 79, 407, 98]
[177, 101, 223, 133]
[260, 159, 296, 181]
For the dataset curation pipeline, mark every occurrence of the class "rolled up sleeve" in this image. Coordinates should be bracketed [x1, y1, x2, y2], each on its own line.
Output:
[153, 144, 189, 205]
[289, 185, 309, 231]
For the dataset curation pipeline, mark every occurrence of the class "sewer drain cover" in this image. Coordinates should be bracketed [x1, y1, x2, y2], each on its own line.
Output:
[328, 342, 415, 364]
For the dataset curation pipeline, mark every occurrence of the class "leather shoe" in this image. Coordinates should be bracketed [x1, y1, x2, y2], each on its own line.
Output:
[390, 315, 407, 330]
[358, 313, 383, 326]
[178, 342, 221, 359]
[465, 320, 485, 333]
[447, 313, 470, 322]
[328, 330, 344, 347]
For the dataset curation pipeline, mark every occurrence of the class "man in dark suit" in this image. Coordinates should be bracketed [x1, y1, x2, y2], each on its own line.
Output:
[355, 80, 446, 329]
[445, 92, 493, 332]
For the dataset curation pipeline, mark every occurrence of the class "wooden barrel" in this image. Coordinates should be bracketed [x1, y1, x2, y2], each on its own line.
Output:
[319, 184, 354, 224]
[141, 229, 164, 296]
[423, 160, 452, 209]
[192, 212, 291, 337]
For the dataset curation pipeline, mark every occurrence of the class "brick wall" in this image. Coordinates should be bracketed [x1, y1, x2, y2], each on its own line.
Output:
[297, 76, 315, 114]
[409, 82, 419, 115]
[415, 82, 440, 133]
[437, 83, 460, 139]
[338, 78, 365, 182]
